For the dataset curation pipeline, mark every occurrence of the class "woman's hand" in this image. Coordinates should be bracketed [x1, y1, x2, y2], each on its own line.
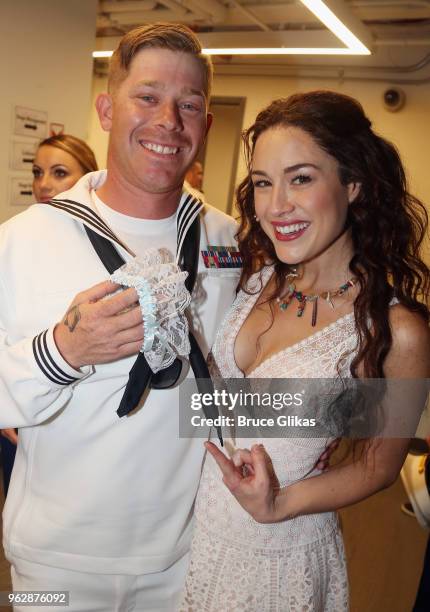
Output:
[205, 441, 285, 523]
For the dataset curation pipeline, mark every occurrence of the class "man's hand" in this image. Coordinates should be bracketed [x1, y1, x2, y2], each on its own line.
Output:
[1, 429, 18, 445]
[54, 281, 144, 369]
[205, 441, 283, 523]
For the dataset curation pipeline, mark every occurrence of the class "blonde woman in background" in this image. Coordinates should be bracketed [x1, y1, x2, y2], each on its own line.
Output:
[31, 134, 98, 203]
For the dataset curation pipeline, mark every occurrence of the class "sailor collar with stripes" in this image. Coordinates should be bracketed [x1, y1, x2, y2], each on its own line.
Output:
[44, 170, 204, 264]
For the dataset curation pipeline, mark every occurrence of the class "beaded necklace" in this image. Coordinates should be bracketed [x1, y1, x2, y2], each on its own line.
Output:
[276, 273, 357, 327]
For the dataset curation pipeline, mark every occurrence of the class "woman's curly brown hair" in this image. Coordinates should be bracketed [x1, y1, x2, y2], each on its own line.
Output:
[236, 91, 429, 378]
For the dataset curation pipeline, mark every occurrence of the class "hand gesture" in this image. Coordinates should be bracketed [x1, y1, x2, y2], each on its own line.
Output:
[205, 441, 283, 523]
[54, 281, 144, 369]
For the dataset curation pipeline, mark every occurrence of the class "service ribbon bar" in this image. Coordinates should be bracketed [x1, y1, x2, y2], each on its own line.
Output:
[201, 245, 242, 269]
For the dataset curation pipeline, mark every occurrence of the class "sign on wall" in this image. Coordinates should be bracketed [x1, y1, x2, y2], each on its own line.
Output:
[9, 176, 34, 207]
[10, 140, 38, 171]
[14, 105, 48, 139]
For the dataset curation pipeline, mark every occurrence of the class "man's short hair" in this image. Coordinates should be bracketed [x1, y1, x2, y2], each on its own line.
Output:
[108, 22, 213, 101]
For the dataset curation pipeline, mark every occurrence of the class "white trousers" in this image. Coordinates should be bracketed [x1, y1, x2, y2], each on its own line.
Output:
[10, 553, 189, 612]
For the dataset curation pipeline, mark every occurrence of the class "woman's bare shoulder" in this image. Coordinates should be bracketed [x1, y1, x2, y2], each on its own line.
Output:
[386, 304, 430, 377]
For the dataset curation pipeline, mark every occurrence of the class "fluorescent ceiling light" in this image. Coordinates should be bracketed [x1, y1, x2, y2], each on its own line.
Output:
[201, 47, 367, 56]
[301, 0, 370, 54]
[93, 0, 371, 58]
[93, 51, 114, 58]
[94, 47, 365, 58]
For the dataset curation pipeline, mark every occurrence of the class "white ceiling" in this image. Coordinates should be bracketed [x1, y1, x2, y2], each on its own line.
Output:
[94, 0, 430, 84]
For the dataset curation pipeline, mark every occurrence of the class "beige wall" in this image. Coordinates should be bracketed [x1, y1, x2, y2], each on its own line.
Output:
[0, 0, 97, 222]
[89, 71, 430, 261]
[203, 100, 244, 214]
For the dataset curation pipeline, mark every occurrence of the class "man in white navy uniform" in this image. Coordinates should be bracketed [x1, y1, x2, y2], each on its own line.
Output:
[0, 24, 239, 611]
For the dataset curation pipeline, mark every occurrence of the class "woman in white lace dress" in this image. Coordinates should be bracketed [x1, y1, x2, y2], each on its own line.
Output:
[180, 91, 430, 611]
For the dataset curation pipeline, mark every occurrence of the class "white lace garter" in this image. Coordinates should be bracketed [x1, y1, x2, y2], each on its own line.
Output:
[110, 248, 191, 373]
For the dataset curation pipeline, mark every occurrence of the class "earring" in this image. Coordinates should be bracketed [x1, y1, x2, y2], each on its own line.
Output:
[253, 214, 260, 222]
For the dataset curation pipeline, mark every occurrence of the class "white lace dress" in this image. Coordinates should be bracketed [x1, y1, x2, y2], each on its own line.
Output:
[180, 267, 357, 612]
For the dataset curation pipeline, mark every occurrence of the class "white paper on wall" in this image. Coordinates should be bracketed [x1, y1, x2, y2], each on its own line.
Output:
[9, 176, 34, 207]
[14, 106, 47, 139]
[10, 139, 38, 171]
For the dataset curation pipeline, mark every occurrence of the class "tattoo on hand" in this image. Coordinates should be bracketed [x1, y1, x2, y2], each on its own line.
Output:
[63, 304, 81, 333]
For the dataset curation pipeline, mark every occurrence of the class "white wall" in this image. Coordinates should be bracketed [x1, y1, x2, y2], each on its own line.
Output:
[0, 0, 98, 222]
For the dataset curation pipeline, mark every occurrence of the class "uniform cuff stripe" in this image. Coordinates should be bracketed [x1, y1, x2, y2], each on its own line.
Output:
[32, 330, 78, 386]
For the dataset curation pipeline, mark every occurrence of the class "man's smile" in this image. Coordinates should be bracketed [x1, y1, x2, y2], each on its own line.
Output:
[139, 140, 182, 156]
